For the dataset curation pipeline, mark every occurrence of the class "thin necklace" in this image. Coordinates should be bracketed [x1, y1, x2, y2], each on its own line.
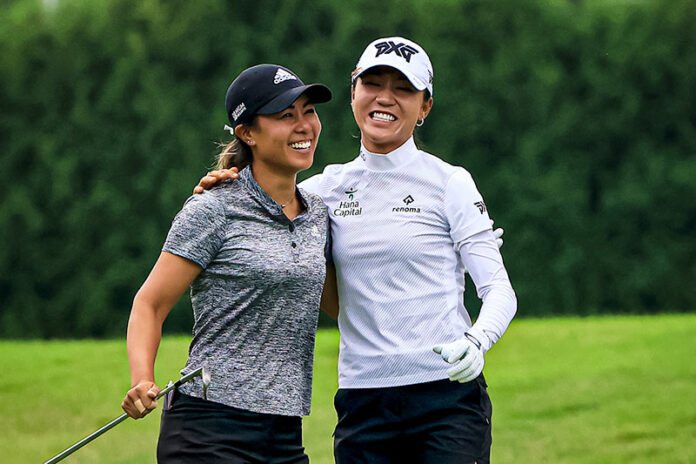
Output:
[280, 195, 296, 209]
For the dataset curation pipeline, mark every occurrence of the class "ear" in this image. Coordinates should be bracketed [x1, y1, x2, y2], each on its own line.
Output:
[350, 84, 356, 105]
[234, 124, 253, 143]
[419, 97, 433, 120]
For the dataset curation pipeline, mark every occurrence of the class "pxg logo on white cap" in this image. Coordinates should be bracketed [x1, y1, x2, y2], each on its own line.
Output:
[375, 41, 419, 63]
[352, 36, 434, 97]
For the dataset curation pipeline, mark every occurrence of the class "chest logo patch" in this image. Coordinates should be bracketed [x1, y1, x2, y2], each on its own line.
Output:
[334, 187, 363, 217]
[392, 194, 421, 213]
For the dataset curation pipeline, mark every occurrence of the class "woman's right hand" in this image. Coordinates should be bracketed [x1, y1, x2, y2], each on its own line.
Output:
[121, 381, 161, 419]
[193, 168, 240, 194]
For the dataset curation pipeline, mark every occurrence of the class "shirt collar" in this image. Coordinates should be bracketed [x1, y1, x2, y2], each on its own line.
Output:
[359, 137, 419, 171]
[239, 166, 308, 218]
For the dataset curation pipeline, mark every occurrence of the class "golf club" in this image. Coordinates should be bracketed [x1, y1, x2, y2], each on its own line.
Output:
[44, 366, 211, 464]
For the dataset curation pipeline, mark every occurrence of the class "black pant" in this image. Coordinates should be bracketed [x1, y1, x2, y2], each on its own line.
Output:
[157, 391, 308, 464]
[334, 375, 493, 464]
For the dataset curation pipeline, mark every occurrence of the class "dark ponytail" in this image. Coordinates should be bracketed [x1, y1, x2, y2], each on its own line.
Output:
[215, 119, 256, 170]
[216, 138, 252, 170]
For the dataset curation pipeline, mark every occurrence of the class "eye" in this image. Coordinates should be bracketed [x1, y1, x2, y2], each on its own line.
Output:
[360, 78, 380, 87]
[280, 112, 293, 119]
[305, 107, 316, 115]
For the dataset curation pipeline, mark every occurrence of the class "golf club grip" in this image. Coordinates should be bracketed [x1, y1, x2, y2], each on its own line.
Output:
[154, 366, 204, 399]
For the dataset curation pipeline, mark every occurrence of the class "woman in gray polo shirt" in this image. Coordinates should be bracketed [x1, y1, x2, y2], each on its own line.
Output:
[120, 64, 332, 463]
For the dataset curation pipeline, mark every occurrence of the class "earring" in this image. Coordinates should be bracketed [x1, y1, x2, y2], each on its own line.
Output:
[247, 140, 254, 144]
[416, 118, 425, 127]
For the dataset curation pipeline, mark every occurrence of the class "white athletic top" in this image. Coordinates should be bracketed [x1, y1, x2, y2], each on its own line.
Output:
[300, 137, 517, 388]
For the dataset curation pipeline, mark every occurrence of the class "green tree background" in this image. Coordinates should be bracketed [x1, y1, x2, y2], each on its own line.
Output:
[1, 0, 694, 338]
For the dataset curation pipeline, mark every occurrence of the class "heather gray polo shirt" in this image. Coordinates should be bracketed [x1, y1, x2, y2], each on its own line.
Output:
[163, 166, 329, 416]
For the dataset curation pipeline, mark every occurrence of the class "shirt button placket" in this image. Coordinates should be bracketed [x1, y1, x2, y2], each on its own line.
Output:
[289, 222, 299, 263]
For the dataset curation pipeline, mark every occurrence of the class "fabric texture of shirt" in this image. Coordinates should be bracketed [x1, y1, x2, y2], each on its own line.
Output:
[163, 166, 329, 416]
[300, 137, 516, 388]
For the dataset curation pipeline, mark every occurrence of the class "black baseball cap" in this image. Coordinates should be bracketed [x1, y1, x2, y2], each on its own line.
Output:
[225, 64, 332, 126]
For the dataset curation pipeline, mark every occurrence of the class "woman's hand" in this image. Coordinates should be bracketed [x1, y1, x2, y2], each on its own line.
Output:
[491, 219, 504, 248]
[121, 381, 161, 419]
[193, 168, 240, 194]
[433, 333, 485, 383]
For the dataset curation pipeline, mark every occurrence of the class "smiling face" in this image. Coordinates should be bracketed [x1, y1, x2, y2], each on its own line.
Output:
[238, 94, 322, 175]
[351, 66, 433, 154]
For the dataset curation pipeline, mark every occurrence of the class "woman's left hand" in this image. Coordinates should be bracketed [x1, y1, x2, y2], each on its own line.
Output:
[433, 334, 485, 383]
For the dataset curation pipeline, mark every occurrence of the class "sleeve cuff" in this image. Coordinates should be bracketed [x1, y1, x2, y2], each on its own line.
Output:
[466, 326, 493, 354]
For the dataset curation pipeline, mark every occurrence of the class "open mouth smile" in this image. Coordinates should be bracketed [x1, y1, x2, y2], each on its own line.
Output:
[370, 112, 397, 122]
[289, 140, 312, 150]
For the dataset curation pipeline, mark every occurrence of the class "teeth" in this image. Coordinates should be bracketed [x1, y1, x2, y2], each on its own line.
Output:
[372, 112, 395, 122]
[290, 141, 311, 149]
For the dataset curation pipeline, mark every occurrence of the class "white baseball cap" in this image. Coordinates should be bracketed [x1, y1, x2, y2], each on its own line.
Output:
[351, 36, 434, 97]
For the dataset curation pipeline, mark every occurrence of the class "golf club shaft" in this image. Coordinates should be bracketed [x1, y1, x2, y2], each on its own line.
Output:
[44, 414, 129, 464]
[44, 367, 205, 464]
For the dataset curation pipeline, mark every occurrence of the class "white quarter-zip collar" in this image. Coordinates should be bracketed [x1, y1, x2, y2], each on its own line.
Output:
[359, 137, 419, 171]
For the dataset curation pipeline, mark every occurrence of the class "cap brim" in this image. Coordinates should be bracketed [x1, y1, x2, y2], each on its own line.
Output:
[352, 64, 428, 92]
[257, 84, 332, 115]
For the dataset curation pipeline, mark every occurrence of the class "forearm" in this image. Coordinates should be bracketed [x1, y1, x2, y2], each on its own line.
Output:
[320, 264, 339, 319]
[126, 294, 166, 386]
[457, 229, 517, 352]
[468, 283, 516, 352]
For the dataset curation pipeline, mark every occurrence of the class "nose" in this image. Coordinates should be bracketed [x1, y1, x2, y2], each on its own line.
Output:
[294, 111, 313, 134]
[375, 85, 396, 106]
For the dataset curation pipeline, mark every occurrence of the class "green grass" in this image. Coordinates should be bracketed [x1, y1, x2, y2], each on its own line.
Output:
[2, 314, 695, 463]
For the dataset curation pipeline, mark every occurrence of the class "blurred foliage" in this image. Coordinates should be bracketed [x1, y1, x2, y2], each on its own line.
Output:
[0, 0, 694, 338]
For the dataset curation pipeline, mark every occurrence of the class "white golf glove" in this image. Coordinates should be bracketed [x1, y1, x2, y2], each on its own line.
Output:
[433, 333, 484, 383]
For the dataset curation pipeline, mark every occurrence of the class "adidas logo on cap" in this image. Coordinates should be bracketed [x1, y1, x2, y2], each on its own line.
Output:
[274, 68, 297, 84]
